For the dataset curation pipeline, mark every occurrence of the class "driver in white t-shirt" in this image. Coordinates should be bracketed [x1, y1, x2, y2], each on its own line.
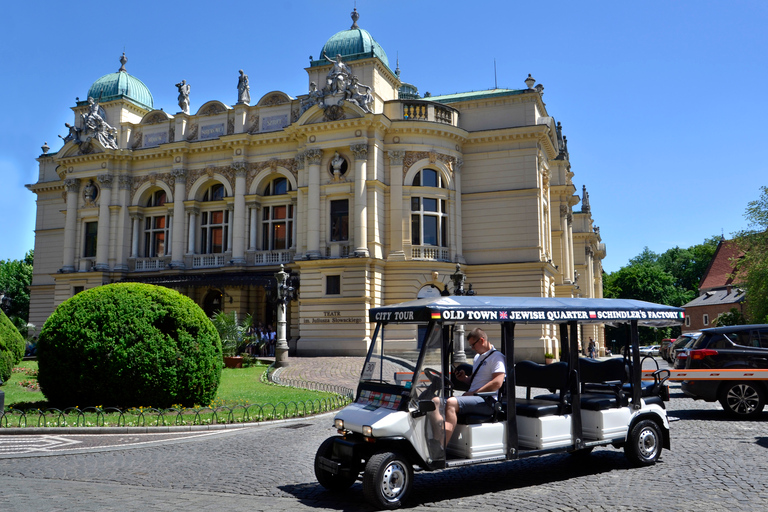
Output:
[443, 327, 506, 445]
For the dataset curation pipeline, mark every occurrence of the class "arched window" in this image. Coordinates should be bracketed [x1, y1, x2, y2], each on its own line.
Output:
[410, 169, 448, 247]
[145, 190, 166, 207]
[264, 177, 291, 196]
[143, 188, 168, 257]
[261, 177, 293, 250]
[201, 183, 228, 254]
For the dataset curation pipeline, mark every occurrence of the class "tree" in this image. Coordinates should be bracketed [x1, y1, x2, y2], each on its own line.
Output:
[0, 250, 33, 334]
[603, 237, 718, 347]
[734, 186, 768, 323]
[713, 308, 748, 327]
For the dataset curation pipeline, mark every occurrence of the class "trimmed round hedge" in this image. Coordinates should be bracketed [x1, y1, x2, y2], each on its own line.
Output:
[37, 283, 222, 408]
[0, 310, 25, 384]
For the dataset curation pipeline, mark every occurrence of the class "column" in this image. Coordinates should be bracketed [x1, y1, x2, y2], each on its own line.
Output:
[351, 143, 368, 257]
[130, 213, 142, 258]
[187, 207, 198, 253]
[453, 158, 465, 263]
[387, 151, 406, 260]
[171, 169, 187, 268]
[305, 149, 323, 259]
[231, 163, 247, 264]
[62, 178, 80, 272]
[114, 175, 132, 270]
[95, 174, 113, 271]
[227, 204, 234, 253]
[248, 203, 259, 250]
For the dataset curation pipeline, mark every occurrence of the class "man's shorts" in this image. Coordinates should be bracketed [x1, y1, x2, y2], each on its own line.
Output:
[456, 395, 494, 416]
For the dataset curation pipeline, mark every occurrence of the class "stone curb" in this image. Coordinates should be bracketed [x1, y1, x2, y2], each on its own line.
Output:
[0, 410, 337, 436]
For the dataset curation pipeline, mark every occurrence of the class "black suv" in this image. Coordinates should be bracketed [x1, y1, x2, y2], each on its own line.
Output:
[681, 324, 768, 418]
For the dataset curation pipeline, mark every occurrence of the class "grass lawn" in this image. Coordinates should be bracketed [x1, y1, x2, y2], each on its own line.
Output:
[1, 360, 350, 428]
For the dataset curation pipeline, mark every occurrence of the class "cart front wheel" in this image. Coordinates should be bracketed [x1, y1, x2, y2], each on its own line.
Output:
[363, 451, 413, 509]
[625, 419, 662, 466]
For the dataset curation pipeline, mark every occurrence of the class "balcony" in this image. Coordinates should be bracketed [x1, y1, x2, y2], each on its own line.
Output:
[384, 100, 459, 127]
[192, 254, 227, 268]
[411, 245, 450, 262]
[252, 250, 294, 266]
[134, 258, 167, 271]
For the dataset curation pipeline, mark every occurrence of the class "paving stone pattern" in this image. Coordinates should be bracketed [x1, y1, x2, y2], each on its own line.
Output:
[1, 358, 767, 511]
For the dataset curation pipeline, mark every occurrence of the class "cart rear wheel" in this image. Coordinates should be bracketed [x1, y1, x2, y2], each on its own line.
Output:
[363, 451, 413, 509]
[315, 437, 358, 491]
[625, 419, 662, 466]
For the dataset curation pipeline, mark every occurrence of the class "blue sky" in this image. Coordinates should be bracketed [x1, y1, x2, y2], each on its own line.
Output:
[1, 1, 765, 272]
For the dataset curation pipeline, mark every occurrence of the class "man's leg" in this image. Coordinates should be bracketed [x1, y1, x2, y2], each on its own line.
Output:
[444, 397, 460, 444]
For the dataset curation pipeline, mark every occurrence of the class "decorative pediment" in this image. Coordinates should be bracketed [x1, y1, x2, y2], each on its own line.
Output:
[196, 101, 229, 116]
[257, 91, 293, 107]
[141, 110, 172, 124]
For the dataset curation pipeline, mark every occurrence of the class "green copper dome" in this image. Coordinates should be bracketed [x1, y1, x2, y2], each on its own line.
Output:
[86, 54, 154, 110]
[312, 9, 391, 71]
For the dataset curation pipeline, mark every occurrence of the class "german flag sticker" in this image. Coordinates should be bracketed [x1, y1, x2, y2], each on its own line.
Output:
[431, 312, 442, 320]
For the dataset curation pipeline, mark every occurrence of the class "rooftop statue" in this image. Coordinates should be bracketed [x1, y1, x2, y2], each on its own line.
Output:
[237, 70, 251, 105]
[176, 80, 191, 114]
[61, 97, 118, 151]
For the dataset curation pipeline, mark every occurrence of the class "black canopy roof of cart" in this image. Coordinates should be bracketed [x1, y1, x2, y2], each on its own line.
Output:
[369, 296, 684, 328]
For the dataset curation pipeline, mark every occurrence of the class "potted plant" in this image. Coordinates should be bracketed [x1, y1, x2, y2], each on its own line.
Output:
[544, 352, 556, 364]
[211, 311, 254, 368]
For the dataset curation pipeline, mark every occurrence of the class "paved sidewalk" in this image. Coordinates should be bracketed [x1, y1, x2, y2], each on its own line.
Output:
[272, 356, 364, 391]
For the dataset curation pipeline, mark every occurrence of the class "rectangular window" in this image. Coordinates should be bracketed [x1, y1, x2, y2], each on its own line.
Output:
[423, 215, 438, 246]
[411, 215, 420, 245]
[73, 286, 84, 296]
[703, 314, 709, 326]
[330, 200, 349, 242]
[326, 275, 341, 295]
[83, 222, 98, 257]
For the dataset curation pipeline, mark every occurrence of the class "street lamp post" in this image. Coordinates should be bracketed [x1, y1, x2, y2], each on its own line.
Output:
[449, 264, 475, 363]
[274, 265, 295, 368]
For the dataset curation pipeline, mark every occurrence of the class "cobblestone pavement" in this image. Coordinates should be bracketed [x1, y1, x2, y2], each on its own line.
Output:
[1, 358, 768, 511]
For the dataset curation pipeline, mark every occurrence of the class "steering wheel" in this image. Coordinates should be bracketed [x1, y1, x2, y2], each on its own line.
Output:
[418, 367, 450, 400]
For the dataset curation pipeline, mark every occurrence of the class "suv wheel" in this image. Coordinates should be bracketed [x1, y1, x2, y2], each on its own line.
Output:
[719, 382, 765, 419]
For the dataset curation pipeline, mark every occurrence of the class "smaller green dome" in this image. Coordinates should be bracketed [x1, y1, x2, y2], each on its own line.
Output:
[312, 9, 391, 72]
[87, 54, 154, 110]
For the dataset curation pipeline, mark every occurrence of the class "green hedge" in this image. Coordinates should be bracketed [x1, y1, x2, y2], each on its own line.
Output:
[37, 283, 222, 407]
[0, 310, 25, 384]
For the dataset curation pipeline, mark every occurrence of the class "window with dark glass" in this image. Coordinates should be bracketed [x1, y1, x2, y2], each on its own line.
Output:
[83, 221, 98, 257]
[144, 215, 167, 257]
[262, 205, 293, 250]
[264, 177, 290, 196]
[200, 184, 228, 254]
[330, 200, 349, 242]
[326, 275, 341, 295]
[146, 190, 166, 207]
[201, 210, 228, 254]
[410, 169, 448, 247]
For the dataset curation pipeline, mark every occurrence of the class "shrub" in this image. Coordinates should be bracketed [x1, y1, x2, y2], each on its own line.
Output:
[0, 309, 25, 384]
[37, 283, 222, 407]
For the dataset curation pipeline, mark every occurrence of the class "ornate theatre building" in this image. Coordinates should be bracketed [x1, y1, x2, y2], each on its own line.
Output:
[28, 10, 606, 360]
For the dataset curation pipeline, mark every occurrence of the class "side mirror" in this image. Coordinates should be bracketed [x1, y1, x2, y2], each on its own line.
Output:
[411, 400, 436, 418]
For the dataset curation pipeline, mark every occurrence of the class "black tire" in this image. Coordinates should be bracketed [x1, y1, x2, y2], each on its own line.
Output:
[363, 451, 413, 509]
[624, 419, 662, 466]
[315, 437, 358, 491]
[719, 382, 766, 419]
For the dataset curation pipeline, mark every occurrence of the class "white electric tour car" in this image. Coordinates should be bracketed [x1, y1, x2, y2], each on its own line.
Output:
[315, 296, 683, 509]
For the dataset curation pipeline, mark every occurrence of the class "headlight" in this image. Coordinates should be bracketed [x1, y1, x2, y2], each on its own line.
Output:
[334, 419, 344, 430]
[362, 425, 373, 437]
